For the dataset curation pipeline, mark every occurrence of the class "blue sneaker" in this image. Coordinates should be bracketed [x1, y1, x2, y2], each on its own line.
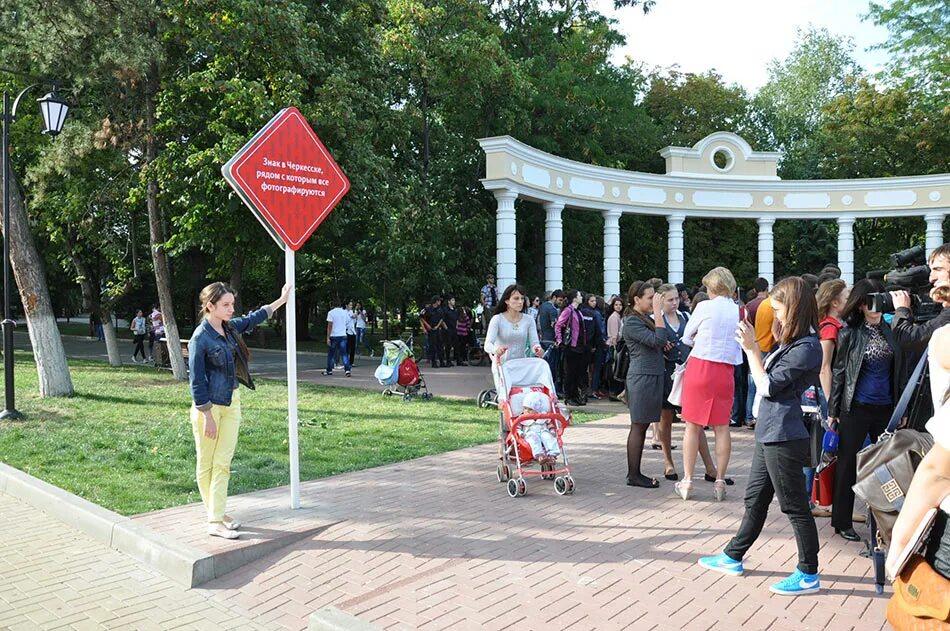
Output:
[769, 569, 820, 596]
[698, 553, 743, 576]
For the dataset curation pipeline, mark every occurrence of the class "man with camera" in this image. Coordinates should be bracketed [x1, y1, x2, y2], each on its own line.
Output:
[889, 243, 950, 353]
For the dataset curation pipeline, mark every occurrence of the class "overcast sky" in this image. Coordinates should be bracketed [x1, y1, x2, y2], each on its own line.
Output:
[593, 0, 892, 93]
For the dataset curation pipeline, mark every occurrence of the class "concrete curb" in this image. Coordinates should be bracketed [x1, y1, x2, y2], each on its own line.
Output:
[0, 462, 211, 588]
[309, 607, 383, 631]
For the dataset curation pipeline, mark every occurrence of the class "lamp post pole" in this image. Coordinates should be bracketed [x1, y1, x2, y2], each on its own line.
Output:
[0, 77, 69, 419]
[1, 90, 20, 420]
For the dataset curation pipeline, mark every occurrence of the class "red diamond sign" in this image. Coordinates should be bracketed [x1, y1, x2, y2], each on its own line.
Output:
[222, 107, 350, 251]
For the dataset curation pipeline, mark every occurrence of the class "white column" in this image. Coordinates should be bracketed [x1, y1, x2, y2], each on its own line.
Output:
[757, 217, 775, 286]
[925, 211, 946, 258]
[602, 208, 622, 298]
[494, 189, 518, 289]
[543, 200, 564, 292]
[667, 213, 685, 285]
[837, 215, 856, 286]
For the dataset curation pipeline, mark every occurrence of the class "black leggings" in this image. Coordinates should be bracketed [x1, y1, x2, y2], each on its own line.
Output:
[562, 348, 589, 401]
[133, 334, 146, 360]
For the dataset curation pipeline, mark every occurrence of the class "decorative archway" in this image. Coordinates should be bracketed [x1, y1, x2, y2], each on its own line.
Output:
[480, 132, 948, 294]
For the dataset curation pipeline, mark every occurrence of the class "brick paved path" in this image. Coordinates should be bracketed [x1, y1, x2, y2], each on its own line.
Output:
[183, 416, 888, 631]
[0, 493, 269, 630]
[1, 414, 890, 630]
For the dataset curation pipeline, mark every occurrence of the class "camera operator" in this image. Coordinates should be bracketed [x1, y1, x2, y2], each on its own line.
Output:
[888, 243, 950, 352]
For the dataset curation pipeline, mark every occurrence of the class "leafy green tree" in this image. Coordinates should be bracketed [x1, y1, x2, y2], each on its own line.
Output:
[754, 27, 863, 180]
[868, 0, 949, 104]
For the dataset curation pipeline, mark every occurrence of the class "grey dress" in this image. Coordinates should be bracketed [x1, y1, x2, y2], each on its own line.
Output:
[622, 313, 670, 424]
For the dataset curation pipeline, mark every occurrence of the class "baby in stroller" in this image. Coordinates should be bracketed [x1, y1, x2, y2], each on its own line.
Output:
[494, 356, 575, 497]
[519, 390, 561, 464]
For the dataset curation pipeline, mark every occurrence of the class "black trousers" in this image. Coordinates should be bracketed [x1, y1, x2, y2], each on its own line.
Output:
[725, 439, 820, 575]
[562, 348, 589, 401]
[346, 334, 356, 364]
[427, 329, 446, 364]
[832, 401, 891, 531]
[445, 330, 459, 363]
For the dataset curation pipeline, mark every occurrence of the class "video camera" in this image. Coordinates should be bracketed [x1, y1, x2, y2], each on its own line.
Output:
[865, 245, 942, 321]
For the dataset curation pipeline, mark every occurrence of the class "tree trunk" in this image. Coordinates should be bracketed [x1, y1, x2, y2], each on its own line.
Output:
[229, 249, 244, 314]
[1, 174, 74, 396]
[144, 61, 187, 380]
[101, 309, 122, 367]
[69, 251, 121, 367]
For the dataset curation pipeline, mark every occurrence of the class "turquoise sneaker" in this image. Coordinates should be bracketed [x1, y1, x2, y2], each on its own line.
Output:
[698, 553, 744, 577]
[769, 569, 820, 596]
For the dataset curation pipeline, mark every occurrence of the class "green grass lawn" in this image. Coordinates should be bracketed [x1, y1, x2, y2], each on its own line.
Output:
[0, 353, 603, 516]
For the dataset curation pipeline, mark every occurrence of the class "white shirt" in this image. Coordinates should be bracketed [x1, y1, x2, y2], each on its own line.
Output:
[930, 328, 949, 410]
[682, 296, 742, 365]
[327, 307, 350, 338]
[355, 310, 368, 329]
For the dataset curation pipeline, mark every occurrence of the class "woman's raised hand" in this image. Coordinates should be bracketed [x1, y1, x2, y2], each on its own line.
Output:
[735, 320, 756, 351]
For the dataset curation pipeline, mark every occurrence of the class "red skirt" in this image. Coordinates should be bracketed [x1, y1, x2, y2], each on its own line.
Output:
[680, 357, 735, 427]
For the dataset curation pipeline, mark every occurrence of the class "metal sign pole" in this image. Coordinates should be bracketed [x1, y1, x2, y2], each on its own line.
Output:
[285, 245, 301, 509]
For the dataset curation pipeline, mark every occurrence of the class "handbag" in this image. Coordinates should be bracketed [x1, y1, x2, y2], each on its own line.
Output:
[667, 359, 687, 407]
[853, 351, 932, 546]
[886, 555, 950, 629]
[612, 340, 630, 383]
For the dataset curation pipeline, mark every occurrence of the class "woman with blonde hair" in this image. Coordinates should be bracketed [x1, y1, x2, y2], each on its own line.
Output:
[674, 267, 742, 501]
[188, 282, 290, 539]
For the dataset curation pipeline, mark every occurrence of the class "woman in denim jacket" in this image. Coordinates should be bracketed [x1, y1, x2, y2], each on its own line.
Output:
[189, 282, 290, 539]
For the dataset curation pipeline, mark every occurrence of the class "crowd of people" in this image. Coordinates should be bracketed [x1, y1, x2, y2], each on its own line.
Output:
[180, 243, 950, 611]
[477, 243, 950, 601]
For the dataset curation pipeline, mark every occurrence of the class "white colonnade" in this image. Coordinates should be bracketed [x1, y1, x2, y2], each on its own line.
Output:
[482, 132, 949, 295]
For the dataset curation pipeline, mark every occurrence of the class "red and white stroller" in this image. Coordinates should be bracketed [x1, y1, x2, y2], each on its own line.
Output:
[493, 355, 575, 497]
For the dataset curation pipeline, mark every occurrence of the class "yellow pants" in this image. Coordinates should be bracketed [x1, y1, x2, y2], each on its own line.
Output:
[190, 390, 241, 522]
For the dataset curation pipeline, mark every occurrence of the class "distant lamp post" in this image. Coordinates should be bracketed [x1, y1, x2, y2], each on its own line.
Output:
[2, 80, 70, 419]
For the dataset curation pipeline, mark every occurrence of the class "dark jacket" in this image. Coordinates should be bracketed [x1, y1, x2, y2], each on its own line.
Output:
[538, 301, 559, 343]
[829, 319, 909, 418]
[188, 306, 271, 410]
[622, 314, 670, 377]
[581, 306, 604, 350]
[892, 305, 950, 354]
[754, 334, 822, 443]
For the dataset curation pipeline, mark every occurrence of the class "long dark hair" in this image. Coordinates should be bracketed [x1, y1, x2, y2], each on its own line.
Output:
[494, 284, 527, 315]
[624, 280, 655, 328]
[841, 278, 885, 328]
[199, 282, 250, 362]
[770, 277, 819, 346]
[607, 295, 624, 317]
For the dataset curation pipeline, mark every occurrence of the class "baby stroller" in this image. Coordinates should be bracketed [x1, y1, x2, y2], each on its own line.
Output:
[375, 336, 432, 402]
[493, 355, 575, 497]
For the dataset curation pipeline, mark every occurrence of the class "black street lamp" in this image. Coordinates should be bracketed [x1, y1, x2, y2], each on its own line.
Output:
[2, 80, 70, 419]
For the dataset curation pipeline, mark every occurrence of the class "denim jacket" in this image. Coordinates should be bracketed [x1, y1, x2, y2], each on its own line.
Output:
[189, 306, 272, 410]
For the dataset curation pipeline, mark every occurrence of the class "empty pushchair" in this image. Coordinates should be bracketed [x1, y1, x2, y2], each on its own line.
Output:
[375, 336, 432, 401]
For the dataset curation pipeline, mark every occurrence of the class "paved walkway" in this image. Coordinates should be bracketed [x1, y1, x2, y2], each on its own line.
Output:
[4, 333, 889, 629]
[0, 493, 268, 630]
[2, 415, 886, 630]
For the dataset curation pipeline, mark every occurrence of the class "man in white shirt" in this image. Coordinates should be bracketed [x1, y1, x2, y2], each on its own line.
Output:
[324, 300, 352, 376]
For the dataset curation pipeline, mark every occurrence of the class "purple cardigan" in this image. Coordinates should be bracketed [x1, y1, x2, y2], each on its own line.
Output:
[555, 305, 584, 348]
